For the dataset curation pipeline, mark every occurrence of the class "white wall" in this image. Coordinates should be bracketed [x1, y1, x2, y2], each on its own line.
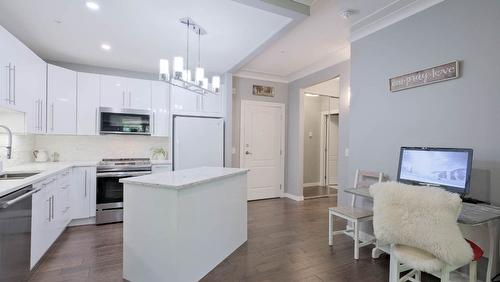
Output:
[0, 134, 35, 168]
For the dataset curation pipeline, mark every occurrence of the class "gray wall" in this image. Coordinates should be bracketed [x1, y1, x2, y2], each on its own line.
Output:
[303, 96, 323, 184]
[231, 77, 288, 167]
[349, 0, 500, 204]
[287, 60, 350, 199]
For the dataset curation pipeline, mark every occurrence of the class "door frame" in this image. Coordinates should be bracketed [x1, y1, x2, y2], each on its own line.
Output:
[240, 100, 286, 198]
[319, 110, 339, 187]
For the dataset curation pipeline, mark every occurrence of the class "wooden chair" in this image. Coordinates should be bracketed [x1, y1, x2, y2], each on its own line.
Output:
[328, 169, 383, 259]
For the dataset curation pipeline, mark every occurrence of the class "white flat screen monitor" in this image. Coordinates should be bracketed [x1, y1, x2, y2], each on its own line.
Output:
[397, 147, 473, 195]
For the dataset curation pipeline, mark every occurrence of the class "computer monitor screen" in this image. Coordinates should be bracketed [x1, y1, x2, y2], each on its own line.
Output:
[397, 147, 473, 194]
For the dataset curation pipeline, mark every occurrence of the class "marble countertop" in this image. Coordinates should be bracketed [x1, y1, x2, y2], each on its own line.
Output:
[120, 167, 249, 190]
[151, 160, 172, 165]
[0, 161, 98, 198]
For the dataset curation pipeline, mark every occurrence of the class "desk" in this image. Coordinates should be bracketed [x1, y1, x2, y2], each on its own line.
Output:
[344, 187, 500, 282]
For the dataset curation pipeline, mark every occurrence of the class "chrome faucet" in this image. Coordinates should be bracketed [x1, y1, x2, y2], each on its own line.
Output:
[0, 125, 12, 159]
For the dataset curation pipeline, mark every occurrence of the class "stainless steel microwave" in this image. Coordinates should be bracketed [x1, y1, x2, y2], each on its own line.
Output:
[99, 107, 151, 135]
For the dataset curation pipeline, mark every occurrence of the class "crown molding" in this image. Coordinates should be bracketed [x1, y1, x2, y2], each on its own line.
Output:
[350, 0, 444, 42]
[233, 69, 289, 83]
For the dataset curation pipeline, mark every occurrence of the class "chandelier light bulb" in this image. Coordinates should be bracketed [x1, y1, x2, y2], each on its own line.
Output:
[212, 76, 220, 92]
[173, 57, 184, 79]
[195, 67, 205, 85]
[159, 59, 169, 81]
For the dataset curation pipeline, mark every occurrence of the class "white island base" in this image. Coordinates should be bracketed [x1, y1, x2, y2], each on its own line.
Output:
[120, 167, 249, 282]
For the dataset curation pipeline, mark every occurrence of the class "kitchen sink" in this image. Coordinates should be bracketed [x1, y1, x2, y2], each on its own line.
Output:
[0, 172, 41, 180]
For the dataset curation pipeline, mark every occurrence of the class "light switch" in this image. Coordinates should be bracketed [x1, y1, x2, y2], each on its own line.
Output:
[345, 148, 349, 157]
[308, 131, 313, 138]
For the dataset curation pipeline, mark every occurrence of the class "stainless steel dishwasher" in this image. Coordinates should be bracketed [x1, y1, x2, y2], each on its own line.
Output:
[0, 186, 40, 282]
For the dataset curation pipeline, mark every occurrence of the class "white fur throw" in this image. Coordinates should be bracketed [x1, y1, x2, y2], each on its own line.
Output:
[370, 181, 473, 268]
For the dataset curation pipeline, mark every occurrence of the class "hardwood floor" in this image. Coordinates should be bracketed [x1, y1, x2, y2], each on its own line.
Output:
[29, 197, 439, 282]
[303, 186, 337, 199]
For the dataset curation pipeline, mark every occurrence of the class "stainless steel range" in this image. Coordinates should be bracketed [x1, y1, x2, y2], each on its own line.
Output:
[96, 158, 151, 224]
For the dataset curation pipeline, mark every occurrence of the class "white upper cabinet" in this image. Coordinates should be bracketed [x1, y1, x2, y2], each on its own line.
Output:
[171, 85, 199, 113]
[201, 93, 223, 116]
[47, 64, 77, 135]
[0, 25, 46, 132]
[171, 83, 224, 117]
[127, 78, 151, 110]
[77, 72, 100, 135]
[100, 75, 151, 109]
[151, 81, 170, 137]
[100, 75, 127, 109]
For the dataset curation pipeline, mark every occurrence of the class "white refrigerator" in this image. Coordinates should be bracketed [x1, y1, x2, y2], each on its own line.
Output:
[172, 116, 224, 170]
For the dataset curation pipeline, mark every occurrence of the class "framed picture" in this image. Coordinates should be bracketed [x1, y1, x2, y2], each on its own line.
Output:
[252, 85, 275, 97]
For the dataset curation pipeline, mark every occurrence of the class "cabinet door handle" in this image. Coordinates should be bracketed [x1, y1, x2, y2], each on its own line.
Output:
[129, 91, 131, 107]
[84, 170, 87, 197]
[12, 65, 15, 105]
[51, 195, 54, 220]
[152, 112, 155, 135]
[122, 91, 125, 107]
[5, 64, 11, 103]
[35, 99, 40, 130]
[51, 103, 55, 131]
[95, 108, 98, 135]
[46, 197, 51, 222]
[40, 99, 44, 131]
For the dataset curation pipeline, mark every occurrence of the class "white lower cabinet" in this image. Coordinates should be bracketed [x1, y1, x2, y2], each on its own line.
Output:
[31, 167, 96, 269]
[151, 164, 172, 174]
[71, 167, 96, 219]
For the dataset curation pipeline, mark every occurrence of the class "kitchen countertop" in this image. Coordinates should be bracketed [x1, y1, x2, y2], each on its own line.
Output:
[0, 161, 98, 198]
[120, 167, 249, 190]
[151, 160, 172, 165]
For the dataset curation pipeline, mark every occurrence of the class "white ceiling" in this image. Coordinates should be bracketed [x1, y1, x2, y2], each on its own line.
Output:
[0, 0, 294, 75]
[236, 0, 434, 82]
[304, 77, 339, 97]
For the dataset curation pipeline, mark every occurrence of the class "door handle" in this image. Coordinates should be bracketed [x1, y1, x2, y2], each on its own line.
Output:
[122, 91, 125, 107]
[245, 151, 252, 155]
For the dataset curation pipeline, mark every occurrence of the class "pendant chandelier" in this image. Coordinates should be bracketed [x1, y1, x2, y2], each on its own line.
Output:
[159, 17, 220, 95]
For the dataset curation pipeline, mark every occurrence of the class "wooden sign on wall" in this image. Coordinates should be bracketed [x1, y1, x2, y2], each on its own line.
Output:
[252, 85, 275, 97]
[389, 61, 459, 92]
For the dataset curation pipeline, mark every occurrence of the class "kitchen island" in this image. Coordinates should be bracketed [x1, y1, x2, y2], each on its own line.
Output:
[120, 167, 249, 282]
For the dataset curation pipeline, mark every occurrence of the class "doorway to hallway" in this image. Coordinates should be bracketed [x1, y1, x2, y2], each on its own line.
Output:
[302, 77, 340, 200]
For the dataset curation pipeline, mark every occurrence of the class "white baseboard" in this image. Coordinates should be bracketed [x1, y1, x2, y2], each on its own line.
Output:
[283, 193, 304, 201]
[69, 217, 96, 227]
[303, 182, 321, 188]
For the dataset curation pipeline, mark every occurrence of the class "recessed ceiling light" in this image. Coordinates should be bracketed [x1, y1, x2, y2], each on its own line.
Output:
[86, 1, 100, 10]
[101, 43, 111, 51]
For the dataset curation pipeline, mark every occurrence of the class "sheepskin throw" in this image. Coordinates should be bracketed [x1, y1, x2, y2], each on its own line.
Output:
[370, 181, 473, 267]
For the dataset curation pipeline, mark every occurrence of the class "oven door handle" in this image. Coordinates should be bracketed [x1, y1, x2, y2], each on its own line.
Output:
[96, 171, 151, 178]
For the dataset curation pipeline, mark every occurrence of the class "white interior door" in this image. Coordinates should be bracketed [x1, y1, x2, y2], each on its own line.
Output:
[327, 114, 339, 186]
[241, 101, 284, 200]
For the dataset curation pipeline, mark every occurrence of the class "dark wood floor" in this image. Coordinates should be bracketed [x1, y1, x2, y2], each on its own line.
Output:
[303, 186, 337, 199]
[29, 197, 438, 282]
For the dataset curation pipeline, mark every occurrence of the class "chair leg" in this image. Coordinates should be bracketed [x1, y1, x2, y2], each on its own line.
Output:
[415, 270, 421, 281]
[441, 266, 450, 282]
[469, 261, 477, 282]
[389, 246, 399, 282]
[354, 221, 359, 260]
[328, 212, 333, 246]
